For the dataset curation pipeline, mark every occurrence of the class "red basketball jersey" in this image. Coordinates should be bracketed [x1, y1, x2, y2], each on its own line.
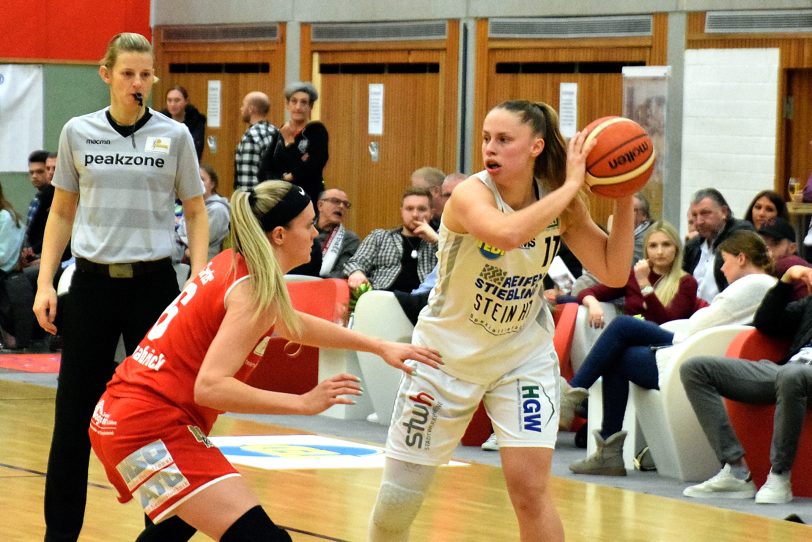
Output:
[106, 249, 274, 434]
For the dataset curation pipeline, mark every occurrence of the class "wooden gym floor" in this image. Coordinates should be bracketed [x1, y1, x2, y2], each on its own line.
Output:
[1, 379, 810, 541]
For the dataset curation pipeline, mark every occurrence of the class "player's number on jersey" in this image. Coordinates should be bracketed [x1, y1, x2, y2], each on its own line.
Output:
[541, 235, 561, 268]
[147, 283, 199, 341]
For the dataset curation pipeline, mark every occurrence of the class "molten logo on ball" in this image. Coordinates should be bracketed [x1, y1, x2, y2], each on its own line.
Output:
[583, 116, 656, 199]
[608, 140, 650, 170]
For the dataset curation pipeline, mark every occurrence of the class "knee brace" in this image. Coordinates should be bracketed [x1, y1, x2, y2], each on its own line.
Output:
[221, 505, 291, 542]
[369, 481, 426, 539]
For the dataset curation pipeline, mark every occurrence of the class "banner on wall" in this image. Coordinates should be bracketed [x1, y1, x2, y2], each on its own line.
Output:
[0, 65, 44, 172]
[622, 66, 670, 221]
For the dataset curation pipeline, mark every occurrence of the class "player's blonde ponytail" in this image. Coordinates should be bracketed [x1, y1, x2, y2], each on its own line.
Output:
[230, 181, 303, 337]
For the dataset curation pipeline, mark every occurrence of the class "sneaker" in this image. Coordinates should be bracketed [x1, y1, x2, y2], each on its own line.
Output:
[755, 470, 793, 504]
[683, 464, 756, 499]
[481, 433, 499, 451]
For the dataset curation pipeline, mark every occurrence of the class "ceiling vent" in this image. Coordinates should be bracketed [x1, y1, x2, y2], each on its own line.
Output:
[705, 10, 812, 33]
[311, 21, 447, 42]
[489, 16, 652, 39]
[161, 24, 280, 43]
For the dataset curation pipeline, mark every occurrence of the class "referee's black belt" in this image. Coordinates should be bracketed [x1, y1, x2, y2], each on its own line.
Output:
[75, 257, 172, 279]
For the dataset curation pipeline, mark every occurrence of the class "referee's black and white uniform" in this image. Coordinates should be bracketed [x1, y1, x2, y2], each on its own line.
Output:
[39, 105, 205, 541]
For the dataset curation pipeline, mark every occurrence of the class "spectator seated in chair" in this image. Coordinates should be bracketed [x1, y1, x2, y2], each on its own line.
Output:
[288, 188, 360, 279]
[343, 187, 437, 294]
[565, 231, 776, 476]
[680, 264, 812, 504]
[562, 222, 698, 429]
[756, 217, 812, 301]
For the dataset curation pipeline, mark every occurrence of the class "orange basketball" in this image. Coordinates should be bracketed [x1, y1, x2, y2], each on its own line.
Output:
[582, 116, 656, 198]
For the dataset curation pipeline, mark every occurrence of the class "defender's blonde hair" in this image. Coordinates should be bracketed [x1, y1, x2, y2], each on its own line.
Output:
[229, 181, 302, 336]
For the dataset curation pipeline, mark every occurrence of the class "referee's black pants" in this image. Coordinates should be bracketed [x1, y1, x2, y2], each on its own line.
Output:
[43, 265, 179, 542]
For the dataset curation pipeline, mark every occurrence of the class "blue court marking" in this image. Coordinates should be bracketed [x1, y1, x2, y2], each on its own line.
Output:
[218, 444, 380, 458]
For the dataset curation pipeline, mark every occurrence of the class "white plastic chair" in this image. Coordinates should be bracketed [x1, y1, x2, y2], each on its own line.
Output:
[570, 302, 620, 374]
[631, 324, 753, 481]
[351, 291, 413, 425]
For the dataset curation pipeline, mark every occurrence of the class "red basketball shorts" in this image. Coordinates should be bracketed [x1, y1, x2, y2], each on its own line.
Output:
[89, 392, 240, 522]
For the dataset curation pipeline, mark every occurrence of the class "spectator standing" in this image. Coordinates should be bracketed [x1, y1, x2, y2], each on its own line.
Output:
[234, 91, 277, 191]
[257, 82, 328, 207]
[33, 32, 208, 542]
[162, 85, 207, 160]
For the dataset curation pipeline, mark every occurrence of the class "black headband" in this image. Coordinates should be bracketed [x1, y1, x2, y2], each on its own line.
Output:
[251, 184, 311, 231]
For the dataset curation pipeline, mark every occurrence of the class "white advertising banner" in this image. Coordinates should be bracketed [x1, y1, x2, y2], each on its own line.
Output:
[0, 65, 44, 172]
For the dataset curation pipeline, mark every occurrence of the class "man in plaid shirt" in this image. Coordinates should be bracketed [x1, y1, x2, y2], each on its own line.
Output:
[344, 187, 438, 292]
[234, 91, 278, 190]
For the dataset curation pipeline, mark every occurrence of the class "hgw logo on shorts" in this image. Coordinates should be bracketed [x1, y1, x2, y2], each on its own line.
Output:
[403, 391, 441, 449]
[520, 385, 544, 432]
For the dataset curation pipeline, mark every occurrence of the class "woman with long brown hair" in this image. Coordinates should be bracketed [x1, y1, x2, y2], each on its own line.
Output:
[368, 100, 635, 541]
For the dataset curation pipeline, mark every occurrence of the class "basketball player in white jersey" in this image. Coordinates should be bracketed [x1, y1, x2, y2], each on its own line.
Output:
[368, 100, 635, 541]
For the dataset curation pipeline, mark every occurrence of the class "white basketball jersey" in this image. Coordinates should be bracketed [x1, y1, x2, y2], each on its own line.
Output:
[414, 171, 560, 385]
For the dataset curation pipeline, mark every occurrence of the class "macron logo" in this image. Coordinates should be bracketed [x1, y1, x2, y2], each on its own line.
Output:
[86, 138, 111, 144]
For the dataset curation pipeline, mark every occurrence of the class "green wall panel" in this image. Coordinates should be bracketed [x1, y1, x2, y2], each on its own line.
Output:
[2, 64, 107, 215]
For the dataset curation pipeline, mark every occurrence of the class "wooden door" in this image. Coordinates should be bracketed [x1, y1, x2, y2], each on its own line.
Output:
[154, 34, 285, 200]
[784, 69, 812, 196]
[482, 52, 645, 228]
[316, 52, 451, 237]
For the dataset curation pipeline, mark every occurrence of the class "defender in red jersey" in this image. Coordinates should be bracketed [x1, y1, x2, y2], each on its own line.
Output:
[90, 181, 442, 542]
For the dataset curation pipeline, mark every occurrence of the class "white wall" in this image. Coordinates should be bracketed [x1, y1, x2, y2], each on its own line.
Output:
[680, 48, 780, 232]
